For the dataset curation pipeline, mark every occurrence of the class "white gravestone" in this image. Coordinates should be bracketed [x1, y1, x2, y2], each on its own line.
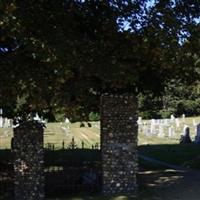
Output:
[65, 117, 71, 129]
[158, 125, 164, 138]
[137, 117, 143, 133]
[4, 118, 10, 128]
[182, 114, 185, 122]
[144, 125, 151, 136]
[137, 117, 142, 125]
[150, 119, 156, 134]
[175, 118, 180, 128]
[0, 117, 3, 128]
[164, 119, 170, 126]
[168, 126, 175, 138]
[193, 119, 197, 126]
[170, 114, 175, 122]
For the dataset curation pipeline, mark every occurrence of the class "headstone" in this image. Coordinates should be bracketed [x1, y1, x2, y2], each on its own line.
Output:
[64, 117, 71, 130]
[4, 118, 9, 128]
[0, 109, 3, 128]
[150, 119, 156, 134]
[158, 125, 164, 138]
[168, 126, 175, 138]
[170, 114, 175, 122]
[61, 126, 70, 136]
[101, 94, 138, 195]
[13, 121, 45, 200]
[195, 123, 200, 144]
[137, 117, 142, 125]
[193, 119, 197, 126]
[180, 125, 192, 144]
[0, 116, 3, 128]
[164, 119, 169, 126]
[182, 114, 185, 122]
[175, 118, 180, 128]
[33, 113, 41, 121]
[137, 117, 142, 133]
[143, 124, 150, 136]
[65, 117, 70, 123]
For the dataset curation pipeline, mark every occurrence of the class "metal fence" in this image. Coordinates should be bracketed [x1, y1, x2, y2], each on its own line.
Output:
[45, 149, 101, 197]
[0, 149, 101, 199]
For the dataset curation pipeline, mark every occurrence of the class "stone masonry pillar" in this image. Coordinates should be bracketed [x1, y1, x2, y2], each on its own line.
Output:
[13, 121, 45, 200]
[101, 94, 138, 195]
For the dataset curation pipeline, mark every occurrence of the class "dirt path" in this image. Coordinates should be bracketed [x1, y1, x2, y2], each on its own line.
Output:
[139, 156, 200, 200]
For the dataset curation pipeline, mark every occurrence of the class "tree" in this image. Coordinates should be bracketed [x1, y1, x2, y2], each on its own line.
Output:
[0, 0, 200, 120]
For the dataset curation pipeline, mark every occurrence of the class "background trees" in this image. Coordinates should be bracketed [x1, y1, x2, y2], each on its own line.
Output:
[0, 0, 200, 120]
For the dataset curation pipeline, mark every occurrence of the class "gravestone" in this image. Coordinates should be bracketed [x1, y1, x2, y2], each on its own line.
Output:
[137, 117, 142, 125]
[164, 119, 169, 126]
[0, 109, 3, 128]
[137, 117, 142, 133]
[13, 121, 44, 200]
[175, 118, 180, 128]
[180, 125, 192, 144]
[101, 94, 138, 195]
[168, 126, 175, 138]
[195, 123, 200, 144]
[158, 124, 164, 138]
[143, 124, 151, 136]
[0, 116, 3, 128]
[193, 119, 197, 126]
[170, 114, 175, 122]
[182, 114, 186, 122]
[150, 119, 156, 134]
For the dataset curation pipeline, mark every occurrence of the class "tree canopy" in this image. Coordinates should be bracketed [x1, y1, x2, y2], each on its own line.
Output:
[0, 0, 200, 119]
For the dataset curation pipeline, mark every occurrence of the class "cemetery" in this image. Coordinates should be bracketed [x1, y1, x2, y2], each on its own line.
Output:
[1, 1, 200, 200]
[1, 107, 200, 199]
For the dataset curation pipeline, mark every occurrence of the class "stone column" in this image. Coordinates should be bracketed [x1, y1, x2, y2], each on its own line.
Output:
[13, 121, 44, 200]
[101, 94, 138, 195]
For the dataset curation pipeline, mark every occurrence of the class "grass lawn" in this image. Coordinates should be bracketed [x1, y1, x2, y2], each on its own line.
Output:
[139, 144, 200, 169]
[1, 117, 200, 200]
[1, 117, 200, 169]
[0, 122, 100, 149]
[1, 116, 200, 149]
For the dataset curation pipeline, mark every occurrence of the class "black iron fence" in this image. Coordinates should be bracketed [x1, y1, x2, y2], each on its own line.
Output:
[0, 149, 101, 199]
[45, 137, 100, 151]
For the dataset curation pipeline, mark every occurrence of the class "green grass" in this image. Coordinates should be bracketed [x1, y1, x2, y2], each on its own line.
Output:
[139, 144, 200, 169]
[1, 117, 200, 169]
[1, 118, 200, 200]
[0, 116, 197, 149]
[0, 122, 100, 149]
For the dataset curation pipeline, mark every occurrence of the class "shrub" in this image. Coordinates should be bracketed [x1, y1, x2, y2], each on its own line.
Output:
[89, 112, 100, 121]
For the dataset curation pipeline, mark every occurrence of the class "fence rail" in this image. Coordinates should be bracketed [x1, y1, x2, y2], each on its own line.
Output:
[0, 149, 101, 199]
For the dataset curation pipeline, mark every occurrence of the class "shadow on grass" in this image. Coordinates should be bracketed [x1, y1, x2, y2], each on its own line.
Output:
[46, 194, 143, 200]
[139, 143, 200, 170]
[1, 144, 200, 200]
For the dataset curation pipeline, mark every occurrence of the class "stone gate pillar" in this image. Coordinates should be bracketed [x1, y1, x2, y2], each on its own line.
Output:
[13, 121, 44, 200]
[101, 94, 138, 195]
